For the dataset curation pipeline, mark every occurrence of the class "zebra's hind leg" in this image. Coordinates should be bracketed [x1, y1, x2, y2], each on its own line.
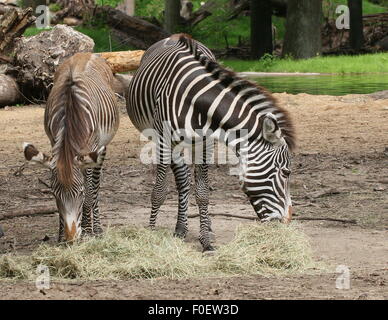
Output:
[195, 164, 214, 252]
[171, 157, 191, 239]
[149, 163, 169, 230]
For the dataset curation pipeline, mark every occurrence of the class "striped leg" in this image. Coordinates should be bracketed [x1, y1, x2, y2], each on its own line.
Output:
[82, 148, 106, 236]
[58, 216, 65, 243]
[91, 164, 104, 235]
[171, 157, 191, 238]
[82, 168, 94, 236]
[149, 163, 169, 229]
[195, 164, 214, 252]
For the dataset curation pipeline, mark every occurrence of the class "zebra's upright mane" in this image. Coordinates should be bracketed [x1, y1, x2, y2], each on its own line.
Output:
[176, 34, 296, 151]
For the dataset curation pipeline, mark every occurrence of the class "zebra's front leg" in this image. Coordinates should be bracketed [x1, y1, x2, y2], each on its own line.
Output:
[58, 216, 65, 243]
[150, 163, 169, 230]
[81, 168, 94, 237]
[91, 163, 104, 236]
[195, 164, 214, 252]
[171, 159, 191, 239]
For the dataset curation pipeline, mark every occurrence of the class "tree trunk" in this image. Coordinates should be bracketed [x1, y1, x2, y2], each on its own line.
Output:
[184, 0, 217, 26]
[228, 0, 288, 19]
[95, 6, 170, 50]
[282, 0, 322, 59]
[250, 0, 273, 59]
[117, 0, 135, 16]
[165, 0, 181, 33]
[348, 0, 364, 52]
[56, 0, 95, 19]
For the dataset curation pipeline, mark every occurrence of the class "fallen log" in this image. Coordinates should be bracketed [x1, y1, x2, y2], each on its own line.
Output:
[97, 50, 144, 74]
[1, 23, 145, 106]
[10, 26, 144, 96]
[0, 74, 21, 107]
[8, 24, 95, 100]
[95, 5, 170, 50]
[0, 205, 57, 221]
[0, 6, 35, 53]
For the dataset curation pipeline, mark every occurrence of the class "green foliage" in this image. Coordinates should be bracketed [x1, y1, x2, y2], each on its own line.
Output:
[135, 0, 164, 19]
[48, 3, 61, 13]
[221, 53, 388, 74]
[23, 27, 52, 37]
[74, 26, 133, 52]
[323, 0, 387, 19]
[95, 0, 124, 8]
[22, 0, 388, 54]
[191, 0, 244, 49]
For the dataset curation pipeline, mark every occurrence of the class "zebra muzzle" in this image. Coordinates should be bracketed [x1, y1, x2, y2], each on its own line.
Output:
[283, 206, 293, 224]
[64, 221, 77, 241]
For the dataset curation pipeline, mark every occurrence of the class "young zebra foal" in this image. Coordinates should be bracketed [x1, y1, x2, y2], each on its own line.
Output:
[24, 53, 119, 242]
[126, 34, 295, 252]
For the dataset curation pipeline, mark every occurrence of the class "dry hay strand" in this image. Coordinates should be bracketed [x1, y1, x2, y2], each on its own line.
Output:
[211, 222, 318, 276]
[0, 222, 323, 281]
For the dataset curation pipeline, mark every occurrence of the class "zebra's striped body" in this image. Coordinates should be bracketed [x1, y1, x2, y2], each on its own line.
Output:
[24, 53, 119, 242]
[126, 35, 295, 251]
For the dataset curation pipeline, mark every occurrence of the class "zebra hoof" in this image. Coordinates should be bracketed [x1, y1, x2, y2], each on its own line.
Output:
[93, 227, 104, 236]
[81, 229, 93, 240]
[173, 229, 187, 239]
[148, 225, 156, 231]
[202, 245, 216, 254]
[0, 225, 4, 238]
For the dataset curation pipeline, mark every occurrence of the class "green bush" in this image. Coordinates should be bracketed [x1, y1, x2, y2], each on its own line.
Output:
[95, 0, 124, 8]
[48, 3, 61, 12]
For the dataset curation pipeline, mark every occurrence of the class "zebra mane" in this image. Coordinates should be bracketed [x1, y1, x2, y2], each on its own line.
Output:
[176, 34, 296, 151]
[48, 53, 109, 187]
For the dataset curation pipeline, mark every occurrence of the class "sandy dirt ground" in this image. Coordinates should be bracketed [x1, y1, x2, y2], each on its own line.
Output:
[0, 92, 387, 300]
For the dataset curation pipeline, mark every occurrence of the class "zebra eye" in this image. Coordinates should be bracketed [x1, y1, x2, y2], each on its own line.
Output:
[281, 168, 291, 177]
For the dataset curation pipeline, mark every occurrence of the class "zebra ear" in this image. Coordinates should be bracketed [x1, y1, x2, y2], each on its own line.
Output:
[75, 146, 106, 169]
[262, 113, 283, 146]
[23, 142, 52, 169]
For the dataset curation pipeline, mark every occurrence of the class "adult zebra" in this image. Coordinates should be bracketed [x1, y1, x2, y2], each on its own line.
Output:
[23, 53, 119, 242]
[126, 34, 295, 252]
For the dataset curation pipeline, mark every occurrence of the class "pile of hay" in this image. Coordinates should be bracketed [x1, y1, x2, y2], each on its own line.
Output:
[0, 222, 321, 280]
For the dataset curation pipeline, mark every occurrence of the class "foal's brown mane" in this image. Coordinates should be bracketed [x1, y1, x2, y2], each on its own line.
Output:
[175, 33, 296, 151]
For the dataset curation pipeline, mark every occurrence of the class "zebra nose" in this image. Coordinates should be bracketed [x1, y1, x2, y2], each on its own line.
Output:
[64, 221, 77, 241]
[283, 206, 293, 223]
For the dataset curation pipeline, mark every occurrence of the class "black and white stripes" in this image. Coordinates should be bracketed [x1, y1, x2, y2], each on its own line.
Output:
[126, 34, 295, 251]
